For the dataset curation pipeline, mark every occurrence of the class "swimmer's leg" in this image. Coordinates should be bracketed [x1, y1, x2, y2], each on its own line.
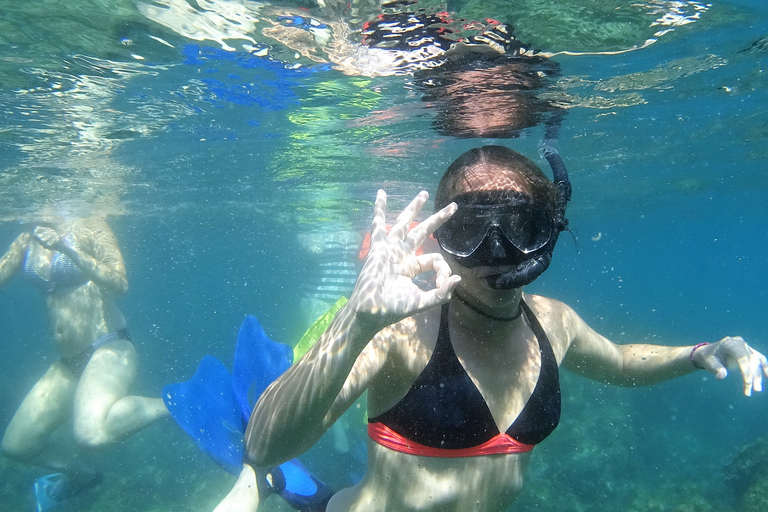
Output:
[2, 362, 76, 463]
[215, 461, 334, 512]
[73, 339, 168, 448]
[214, 464, 262, 512]
[1, 362, 101, 509]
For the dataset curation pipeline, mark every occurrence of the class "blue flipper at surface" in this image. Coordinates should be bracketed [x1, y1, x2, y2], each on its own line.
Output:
[232, 315, 293, 421]
[162, 355, 244, 474]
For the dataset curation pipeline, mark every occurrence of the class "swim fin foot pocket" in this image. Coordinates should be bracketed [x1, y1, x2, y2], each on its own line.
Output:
[265, 460, 334, 512]
[34, 471, 103, 512]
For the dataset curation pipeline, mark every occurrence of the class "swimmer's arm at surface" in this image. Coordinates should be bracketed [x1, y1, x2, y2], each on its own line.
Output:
[244, 303, 384, 467]
[0, 232, 32, 286]
[54, 222, 128, 295]
[561, 305, 767, 395]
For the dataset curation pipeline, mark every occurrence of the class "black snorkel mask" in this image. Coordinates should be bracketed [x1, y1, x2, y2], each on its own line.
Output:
[435, 146, 571, 290]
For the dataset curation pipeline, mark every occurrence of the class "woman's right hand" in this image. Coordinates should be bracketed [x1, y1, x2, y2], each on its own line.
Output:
[348, 190, 461, 331]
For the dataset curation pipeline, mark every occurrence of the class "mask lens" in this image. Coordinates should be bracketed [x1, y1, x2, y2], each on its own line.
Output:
[497, 205, 553, 253]
[437, 203, 554, 257]
[436, 207, 491, 256]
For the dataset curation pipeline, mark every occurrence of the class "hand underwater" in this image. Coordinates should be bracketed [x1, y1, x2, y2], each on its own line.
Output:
[349, 190, 461, 331]
[692, 336, 768, 396]
[32, 227, 61, 250]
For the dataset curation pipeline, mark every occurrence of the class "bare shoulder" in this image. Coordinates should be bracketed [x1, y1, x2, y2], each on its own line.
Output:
[374, 311, 433, 367]
[523, 293, 582, 362]
[524, 293, 581, 323]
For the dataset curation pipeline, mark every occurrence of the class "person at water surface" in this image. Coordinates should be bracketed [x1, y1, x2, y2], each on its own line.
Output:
[0, 218, 169, 507]
[216, 145, 767, 512]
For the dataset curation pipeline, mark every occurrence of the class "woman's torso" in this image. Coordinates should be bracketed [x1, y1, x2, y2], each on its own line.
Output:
[331, 294, 567, 511]
[329, 440, 530, 512]
[24, 226, 124, 357]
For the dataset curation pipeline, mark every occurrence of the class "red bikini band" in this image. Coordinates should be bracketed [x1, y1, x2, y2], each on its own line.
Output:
[368, 422, 534, 458]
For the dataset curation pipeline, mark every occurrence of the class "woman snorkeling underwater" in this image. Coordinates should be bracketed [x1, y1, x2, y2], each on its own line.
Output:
[212, 145, 767, 512]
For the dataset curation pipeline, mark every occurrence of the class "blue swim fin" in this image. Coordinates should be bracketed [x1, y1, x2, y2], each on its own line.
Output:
[34, 473, 66, 512]
[164, 315, 333, 508]
[232, 315, 293, 422]
[33, 470, 103, 511]
[163, 315, 294, 474]
[162, 355, 244, 474]
[267, 460, 335, 512]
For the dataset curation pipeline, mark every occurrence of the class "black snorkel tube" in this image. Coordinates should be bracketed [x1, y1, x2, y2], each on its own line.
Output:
[485, 123, 571, 290]
[543, 117, 572, 233]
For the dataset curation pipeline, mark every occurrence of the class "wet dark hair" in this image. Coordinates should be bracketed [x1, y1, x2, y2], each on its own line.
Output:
[434, 146, 556, 212]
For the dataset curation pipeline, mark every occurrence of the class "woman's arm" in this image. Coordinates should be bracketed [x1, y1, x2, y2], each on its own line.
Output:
[560, 303, 768, 396]
[244, 303, 381, 467]
[36, 220, 128, 295]
[244, 190, 460, 467]
[0, 232, 31, 286]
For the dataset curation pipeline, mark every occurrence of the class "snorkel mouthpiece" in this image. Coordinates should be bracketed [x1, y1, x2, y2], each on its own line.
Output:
[484, 246, 554, 290]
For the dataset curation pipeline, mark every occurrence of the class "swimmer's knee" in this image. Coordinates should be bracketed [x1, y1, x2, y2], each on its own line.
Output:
[1, 430, 40, 462]
[73, 426, 111, 450]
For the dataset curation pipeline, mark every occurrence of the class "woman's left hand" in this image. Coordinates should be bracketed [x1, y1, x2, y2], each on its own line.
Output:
[32, 227, 62, 250]
[692, 336, 768, 396]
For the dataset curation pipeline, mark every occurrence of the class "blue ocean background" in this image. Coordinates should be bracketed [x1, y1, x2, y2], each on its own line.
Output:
[0, 0, 766, 510]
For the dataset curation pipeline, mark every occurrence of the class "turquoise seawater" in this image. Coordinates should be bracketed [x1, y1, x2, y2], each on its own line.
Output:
[0, 0, 766, 510]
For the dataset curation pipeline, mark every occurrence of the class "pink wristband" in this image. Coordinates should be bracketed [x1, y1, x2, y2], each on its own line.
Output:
[690, 342, 710, 369]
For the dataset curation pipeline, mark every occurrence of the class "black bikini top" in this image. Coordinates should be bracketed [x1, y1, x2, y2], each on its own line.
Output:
[368, 299, 561, 449]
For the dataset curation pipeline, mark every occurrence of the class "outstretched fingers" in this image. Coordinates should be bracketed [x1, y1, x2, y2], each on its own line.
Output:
[755, 349, 768, 393]
[741, 347, 766, 396]
[355, 190, 461, 325]
[389, 191, 429, 241]
[369, 190, 389, 249]
[725, 336, 766, 397]
[737, 352, 755, 397]
[751, 349, 765, 393]
[758, 351, 768, 378]
[713, 336, 768, 397]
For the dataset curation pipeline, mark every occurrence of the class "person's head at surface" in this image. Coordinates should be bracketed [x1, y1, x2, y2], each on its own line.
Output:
[434, 145, 567, 291]
[417, 57, 561, 139]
